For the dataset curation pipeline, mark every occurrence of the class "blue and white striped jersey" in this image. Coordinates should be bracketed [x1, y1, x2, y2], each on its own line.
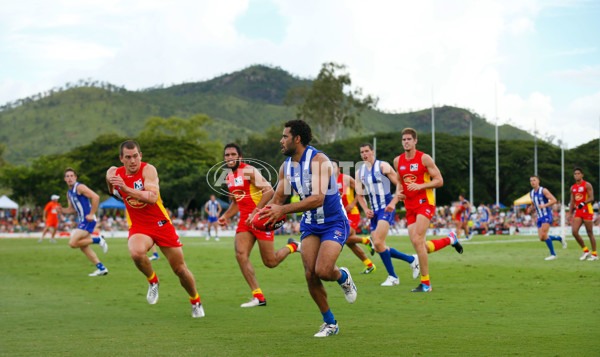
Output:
[358, 160, 393, 211]
[67, 182, 95, 223]
[530, 187, 551, 218]
[284, 146, 347, 226]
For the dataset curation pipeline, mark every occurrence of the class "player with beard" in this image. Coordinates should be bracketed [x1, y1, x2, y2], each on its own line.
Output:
[569, 167, 597, 261]
[259, 120, 357, 337]
[217, 143, 300, 308]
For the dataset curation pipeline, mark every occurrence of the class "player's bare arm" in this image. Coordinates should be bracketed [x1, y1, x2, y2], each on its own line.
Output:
[345, 175, 359, 212]
[245, 165, 275, 225]
[406, 154, 443, 191]
[108, 164, 159, 205]
[392, 156, 406, 202]
[106, 166, 118, 195]
[585, 182, 594, 204]
[542, 188, 558, 208]
[218, 198, 239, 225]
[261, 154, 330, 223]
[380, 161, 400, 212]
[77, 183, 100, 222]
[569, 191, 576, 215]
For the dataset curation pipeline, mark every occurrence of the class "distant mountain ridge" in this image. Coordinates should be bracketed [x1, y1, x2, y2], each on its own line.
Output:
[0, 65, 537, 164]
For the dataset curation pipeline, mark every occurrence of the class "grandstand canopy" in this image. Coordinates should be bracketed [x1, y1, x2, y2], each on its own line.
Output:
[0, 195, 19, 209]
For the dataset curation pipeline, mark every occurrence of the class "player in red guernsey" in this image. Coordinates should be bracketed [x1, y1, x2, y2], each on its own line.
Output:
[394, 128, 463, 292]
[106, 140, 205, 318]
[217, 143, 300, 308]
[332, 159, 376, 274]
[568, 167, 597, 261]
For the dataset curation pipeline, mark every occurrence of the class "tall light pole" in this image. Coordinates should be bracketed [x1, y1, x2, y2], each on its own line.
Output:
[561, 138, 565, 239]
[534, 119, 538, 176]
[469, 114, 474, 206]
[495, 84, 500, 207]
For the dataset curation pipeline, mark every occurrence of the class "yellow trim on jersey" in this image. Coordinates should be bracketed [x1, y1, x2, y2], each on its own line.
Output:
[424, 172, 435, 205]
[249, 183, 262, 206]
[156, 194, 172, 223]
[345, 187, 359, 214]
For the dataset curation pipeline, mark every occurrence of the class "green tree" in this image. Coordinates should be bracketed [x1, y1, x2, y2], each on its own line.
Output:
[284, 62, 377, 144]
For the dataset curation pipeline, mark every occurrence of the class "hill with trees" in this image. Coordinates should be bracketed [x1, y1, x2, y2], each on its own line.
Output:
[0, 65, 538, 164]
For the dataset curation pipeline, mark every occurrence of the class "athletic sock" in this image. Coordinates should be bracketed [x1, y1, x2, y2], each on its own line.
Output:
[336, 269, 348, 284]
[147, 271, 159, 284]
[363, 258, 374, 268]
[92, 237, 100, 244]
[322, 309, 335, 325]
[378, 249, 397, 278]
[389, 247, 414, 263]
[362, 237, 371, 245]
[583, 247, 590, 253]
[549, 235, 562, 241]
[286, 241, 298, 253]
[95, 262, 105, 270]
[421, 274, 430, 287]
[190, 293, 201, 305]
[252, 288, 265, 301]
[592, 251, 598, 257]
[427, 237, 453, 253]
[545, 239, 556, 256]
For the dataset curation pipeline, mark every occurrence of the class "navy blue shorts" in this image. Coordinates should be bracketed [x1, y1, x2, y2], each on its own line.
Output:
[300, 219, 349, 246]
[536, 216, 552, 228]
[77, 220, 97, 233]
[370, 209, 395, 231]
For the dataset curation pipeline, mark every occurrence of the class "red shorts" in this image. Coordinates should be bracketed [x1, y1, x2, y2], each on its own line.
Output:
[406, 204, 435, 226]
[129, 223, 182, 248]
[347, 213, 360, 231]
[45, 219, 58, 228]
[237, 222, 274, 241]
[574, 209, 594, 221]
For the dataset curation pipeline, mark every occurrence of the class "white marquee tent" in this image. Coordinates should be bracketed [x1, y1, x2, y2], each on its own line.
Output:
[0, 195, 19, 210]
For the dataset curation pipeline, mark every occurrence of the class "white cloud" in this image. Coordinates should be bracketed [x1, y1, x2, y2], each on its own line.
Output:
[0, 0, 596, 149]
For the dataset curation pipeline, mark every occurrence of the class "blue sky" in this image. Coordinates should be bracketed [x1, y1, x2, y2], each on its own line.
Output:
[0, 0, 598, 148]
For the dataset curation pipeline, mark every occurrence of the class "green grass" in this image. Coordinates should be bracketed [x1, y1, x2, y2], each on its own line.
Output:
[1, 235, 598, 356]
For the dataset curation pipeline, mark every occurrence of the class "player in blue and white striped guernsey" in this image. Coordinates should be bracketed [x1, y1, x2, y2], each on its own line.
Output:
[60, 168, 108, 276]
[204, 195, 222, 241]
[259, 120, 357, 338]
[356, 143, 419, 287]
[529, 175, 566, 260]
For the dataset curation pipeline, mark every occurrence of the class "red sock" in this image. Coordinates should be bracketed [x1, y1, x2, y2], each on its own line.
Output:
[428, 237, 452, 252]
[147, 272, 159, 284]
[190, 293, 201, 304]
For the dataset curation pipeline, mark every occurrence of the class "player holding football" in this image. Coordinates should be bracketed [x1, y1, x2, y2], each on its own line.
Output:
[394, 128, 463, 292]
[259, 119, 357, 337]
[569, 167, 597, 261]
[217, 143, 300, 308]
[106, 140, 205, 318]
[529, 175, 566, 260]
[332, 159, 376, 274]
[355, 143, 419, 287]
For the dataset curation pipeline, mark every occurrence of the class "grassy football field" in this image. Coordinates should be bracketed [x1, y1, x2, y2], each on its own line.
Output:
[1, 235, 598, 356]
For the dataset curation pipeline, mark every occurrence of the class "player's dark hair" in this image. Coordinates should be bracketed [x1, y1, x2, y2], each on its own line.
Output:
[402, 128, 418, 139]
[284, 119, 312, 146]
[120, 140, 141, 156]
[573, 167, 583, 173]
[224, 143, 242, 157]
[64, 167, 77, 176]
[360, 143, 373, 150]
[331, 158, 340, 165]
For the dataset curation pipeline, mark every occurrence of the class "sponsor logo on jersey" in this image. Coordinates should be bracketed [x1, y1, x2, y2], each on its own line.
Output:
[125, 196, 147, 209]
[403, 174, 417, 184]
[399, 165, 406, 171]
[234, 176, 244, 186]
[410, 163, 419, 171]
[578, 187, 584, 192]
[575, 193, 584, 201]
[133, 179, 144, 191]
[231, 189, 246, 202]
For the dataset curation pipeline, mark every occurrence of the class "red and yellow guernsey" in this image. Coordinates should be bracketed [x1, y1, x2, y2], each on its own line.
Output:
[572, 180, 593, 213]
[397, 150, 435, 210]
[226, 163, 262, 222]
[115, 162, 172, 229]
[337, 173, 359, 215]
